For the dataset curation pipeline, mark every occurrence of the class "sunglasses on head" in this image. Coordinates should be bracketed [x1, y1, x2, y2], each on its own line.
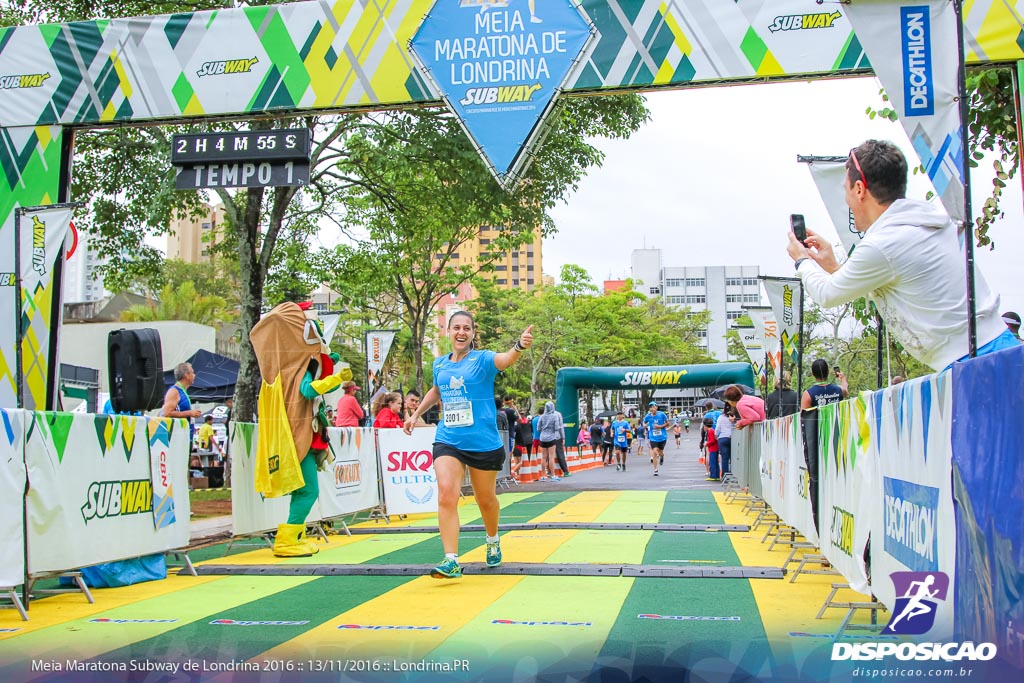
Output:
[849, 148, 868, 190]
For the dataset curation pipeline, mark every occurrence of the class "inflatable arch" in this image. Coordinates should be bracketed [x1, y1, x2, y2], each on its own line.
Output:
[555, 362, 755, 442]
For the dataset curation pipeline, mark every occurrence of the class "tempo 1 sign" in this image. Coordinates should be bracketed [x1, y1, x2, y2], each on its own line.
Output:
[171, 128, 311, 189]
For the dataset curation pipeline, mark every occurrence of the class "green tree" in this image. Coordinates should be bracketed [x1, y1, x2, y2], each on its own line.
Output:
[120, 281, 235, 327]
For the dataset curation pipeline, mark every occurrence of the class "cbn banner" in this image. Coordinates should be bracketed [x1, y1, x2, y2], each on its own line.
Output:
[365, 330, 397, 389]
[762, 278, 801, 368]
[15, 206, 72, 411]
[745, 306, 781, 376]
[735, 326, 766, 387]
[761, 414, 819, 546]
[805, 159, 864, 256]
[23, 413, 191, 574]
[845, 0, 965, 222]
[377, 427, 438, 516]
[868, 374, 955, 639]
[817, 397, 876, 594]
[0, 409, 26, 587]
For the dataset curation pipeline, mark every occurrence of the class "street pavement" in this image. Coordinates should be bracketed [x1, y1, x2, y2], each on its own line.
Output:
[525, 426, 722, 492]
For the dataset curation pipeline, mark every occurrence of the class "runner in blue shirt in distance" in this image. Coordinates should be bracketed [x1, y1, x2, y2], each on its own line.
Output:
[610, 412, 631, 471]
[643, 401, 669, 476]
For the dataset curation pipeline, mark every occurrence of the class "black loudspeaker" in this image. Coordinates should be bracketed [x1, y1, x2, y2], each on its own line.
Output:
[108, 328, 164, 413]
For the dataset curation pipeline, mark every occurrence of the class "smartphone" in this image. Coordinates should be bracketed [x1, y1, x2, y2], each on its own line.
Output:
[833, 366, 841, 375]
[790, 214, 807, 244]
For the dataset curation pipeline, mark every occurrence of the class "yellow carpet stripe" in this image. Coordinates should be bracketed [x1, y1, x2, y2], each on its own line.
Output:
[0, 576, 314, 671]
[259, 575, 525, 659]
[594, 490, 667, 522]
[0, 573, 221, 637]
[530, 490, 620, 523]
[545, 529, 651, 565]
[713, 492, 885, 644]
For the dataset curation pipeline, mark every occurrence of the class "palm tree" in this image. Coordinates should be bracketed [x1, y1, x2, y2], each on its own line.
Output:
[121, 281, 236, 328]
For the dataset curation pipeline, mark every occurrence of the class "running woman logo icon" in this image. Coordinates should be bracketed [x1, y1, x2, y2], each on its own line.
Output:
[883, 571, 949, 635]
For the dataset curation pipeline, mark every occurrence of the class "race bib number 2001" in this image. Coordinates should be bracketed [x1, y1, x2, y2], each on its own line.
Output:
[443, 400, 474, 428]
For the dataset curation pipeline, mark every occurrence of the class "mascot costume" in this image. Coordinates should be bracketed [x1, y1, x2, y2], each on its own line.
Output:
[250, 301, 351, 557]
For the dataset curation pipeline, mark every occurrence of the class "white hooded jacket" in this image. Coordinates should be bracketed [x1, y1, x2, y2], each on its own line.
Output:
[797, 199, 1004, 371]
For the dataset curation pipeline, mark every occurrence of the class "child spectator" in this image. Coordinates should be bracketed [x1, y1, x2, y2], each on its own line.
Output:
[703, 416, 720, 482]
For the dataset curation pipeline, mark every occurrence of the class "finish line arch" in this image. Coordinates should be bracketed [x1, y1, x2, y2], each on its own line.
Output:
[555, 362, 754, 442]
[2, 1, 1022, 409]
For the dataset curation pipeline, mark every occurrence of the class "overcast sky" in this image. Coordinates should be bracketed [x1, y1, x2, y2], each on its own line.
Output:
[544, 76, 1024, 317]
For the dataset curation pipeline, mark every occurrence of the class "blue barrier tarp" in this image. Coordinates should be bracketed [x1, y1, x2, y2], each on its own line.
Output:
[952, 344, 1024, 669]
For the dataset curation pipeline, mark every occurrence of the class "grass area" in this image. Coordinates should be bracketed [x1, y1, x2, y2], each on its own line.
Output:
[189, 487, 231, 503]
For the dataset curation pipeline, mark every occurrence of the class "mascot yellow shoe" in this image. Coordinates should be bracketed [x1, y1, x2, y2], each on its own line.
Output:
[273, 523, 320, 557]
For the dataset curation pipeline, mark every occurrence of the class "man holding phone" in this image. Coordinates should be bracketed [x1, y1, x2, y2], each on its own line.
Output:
[786, 139, 1014, 372]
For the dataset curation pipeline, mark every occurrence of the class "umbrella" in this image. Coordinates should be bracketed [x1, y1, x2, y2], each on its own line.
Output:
[594, 410, 618, 420]
[708, 384, 755, 401]
[697, 397, 726, 409]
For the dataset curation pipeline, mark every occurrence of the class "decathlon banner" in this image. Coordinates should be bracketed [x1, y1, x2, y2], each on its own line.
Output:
[762, 413, 819, 546]
[761, 278, 801, 367]
[409, 0, 597, 189]
[0, 409, 26, 587]
[377, 426, 438, 516]
[867, 374, 956, 638]
[365, 330, 397, 389]
[817, 396, 876, 595]
[951, 344, 1024, 660]
[745, 306, 781, 376]
[805, 158, 864, 256]
[14, 205, 72, 411]
[23, 413, 191, 574]
[316, 427, 380, 519]
[735, 326, 766, 385]
[845, 0, 965, 222]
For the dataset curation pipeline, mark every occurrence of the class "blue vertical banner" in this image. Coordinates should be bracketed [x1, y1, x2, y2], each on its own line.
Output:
[409, 0, 596, 189]
[952, 345, 1024, 671]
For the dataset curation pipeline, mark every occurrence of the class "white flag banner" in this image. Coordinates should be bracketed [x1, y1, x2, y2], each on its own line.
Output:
[15, 205, 73, 410]
[845, 0, 964, 222]
[868, 375, 956, 639]
[762, 278, 801, 368]
[806, 159, 864, 257]
[735, 326, 765, 386]
[320, 312, 341, 346]
[366, 330, 397, 387]
[745, 306, 781, 376]
[0, 408, 26, 587]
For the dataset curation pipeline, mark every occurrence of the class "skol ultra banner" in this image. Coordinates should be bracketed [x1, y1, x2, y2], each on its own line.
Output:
[868, 374, 956, 639]
[762, 278, 801, 367]
[745, 306, 781, 376]
[735, 326, 766, 386]
[23, 412, 191, 574]
[0, 409, 26, 587]
[805, 158, 864, 256]
[845, 0, 965, 222]
[15, 206, 72, 411]
[761, 413, 819, 546]
[366, 330, 397, 388]
[817, 396, 876, 595]
[377, 426, 438, 516]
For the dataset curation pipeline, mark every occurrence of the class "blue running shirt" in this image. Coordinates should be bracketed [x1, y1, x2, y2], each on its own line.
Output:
[611, 419, 630, 447]
[643, 411, 668, 442]
[433, 349, 502, 451]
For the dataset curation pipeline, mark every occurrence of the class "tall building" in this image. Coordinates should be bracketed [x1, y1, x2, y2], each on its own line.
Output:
[167, 203, 226, 264]
[631, 249, 762, 361]
[63, 236, 108, 304]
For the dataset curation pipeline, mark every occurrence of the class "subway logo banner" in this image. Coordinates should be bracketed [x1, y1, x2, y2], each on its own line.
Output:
[762, 279, 801, 368]
[22, 412, 191, 574]
[818, 396, 875, 594]
[868, 374, 955, 639]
